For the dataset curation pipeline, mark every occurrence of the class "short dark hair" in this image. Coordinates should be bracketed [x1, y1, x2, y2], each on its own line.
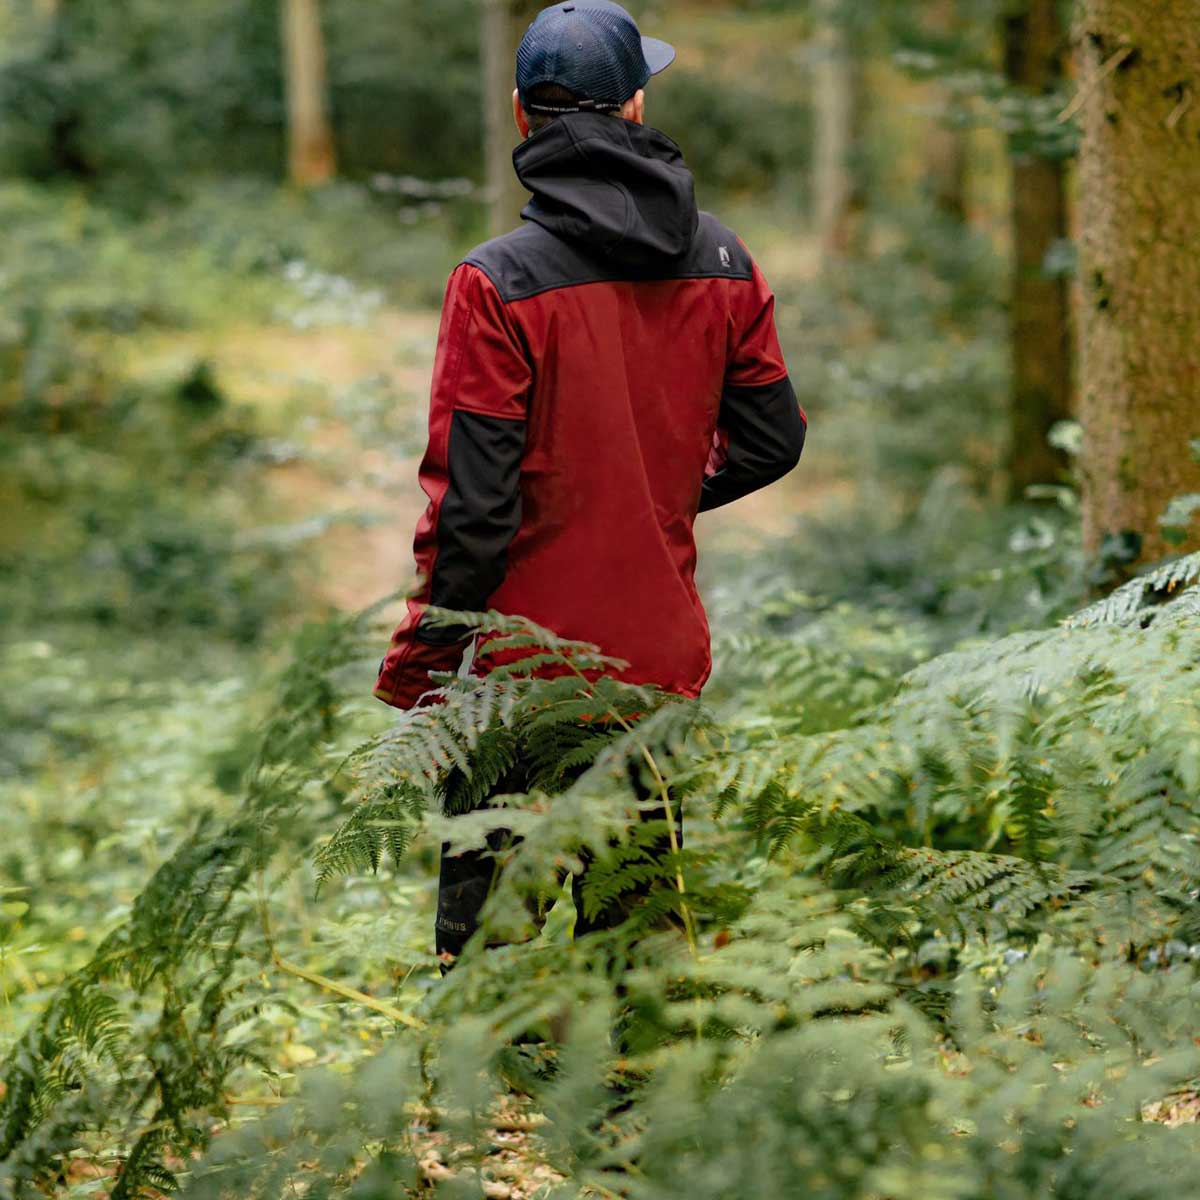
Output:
[522, 83, 624, 133]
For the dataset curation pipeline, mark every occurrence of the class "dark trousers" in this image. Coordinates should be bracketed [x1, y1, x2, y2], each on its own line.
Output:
[434, 761, 683, 963]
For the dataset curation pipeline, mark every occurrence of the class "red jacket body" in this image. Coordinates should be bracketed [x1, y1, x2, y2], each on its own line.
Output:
[376, 112, 805, 708]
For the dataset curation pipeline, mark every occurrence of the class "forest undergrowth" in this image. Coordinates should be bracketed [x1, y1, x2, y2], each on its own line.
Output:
[4, 182, 1200, 1199]
[4, 549, 1200, 1199]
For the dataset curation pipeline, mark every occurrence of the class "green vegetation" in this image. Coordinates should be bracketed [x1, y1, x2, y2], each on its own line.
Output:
[3, 0, 1200, 1196]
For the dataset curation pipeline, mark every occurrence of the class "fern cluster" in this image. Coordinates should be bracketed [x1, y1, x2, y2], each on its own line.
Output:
[0, 615, 371, 1197]
[2, 558, 1199, 1198]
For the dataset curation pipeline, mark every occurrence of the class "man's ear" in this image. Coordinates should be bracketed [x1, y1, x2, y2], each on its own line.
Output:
[513, 89, 530, 139]
[621, 89, 645, 125]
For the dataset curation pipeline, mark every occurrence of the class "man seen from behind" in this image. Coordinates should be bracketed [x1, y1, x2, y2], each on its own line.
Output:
[375, 0, 807, 965]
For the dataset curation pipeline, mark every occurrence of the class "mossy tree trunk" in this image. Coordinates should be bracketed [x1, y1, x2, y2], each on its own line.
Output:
[1005, 0, 1073, 498]
[282, 0, 336, 187]
[1075, 0, 1200, 563]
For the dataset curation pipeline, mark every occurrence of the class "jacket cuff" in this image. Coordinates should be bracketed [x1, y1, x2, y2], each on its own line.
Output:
[374, 630, 466, 710]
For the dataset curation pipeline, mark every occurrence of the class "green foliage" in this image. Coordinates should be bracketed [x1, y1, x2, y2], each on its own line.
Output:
[885, 0, 1077, 161]
[0, 0, 282, 191]
[0, 612, 372, 1196]
[0, 179, 459, 649]
[0, 179, 456, 332]
[0, 0, 480, 189]
[0, 0, 819, 217]
[652, 67, 812, 202]
[325, 0, 483, 182]
[1068, 551, 1200, 630]
[0, 321, 286, 640]
[3, 565, 1200, 1197]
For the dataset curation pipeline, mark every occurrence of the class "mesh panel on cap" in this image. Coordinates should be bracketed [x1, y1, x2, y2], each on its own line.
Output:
[517, 1, 651, 105]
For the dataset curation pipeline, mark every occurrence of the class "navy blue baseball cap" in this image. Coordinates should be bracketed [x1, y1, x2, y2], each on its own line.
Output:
[516, 1, 676, 114]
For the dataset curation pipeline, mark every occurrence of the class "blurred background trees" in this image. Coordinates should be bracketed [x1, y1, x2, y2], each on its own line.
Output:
[923, 0, 969, 222]
[282, 0, 336, 186]
[482, 0, 542, 235]
[1, 0, 1196, 586]
[1003, 0, 1072, 500]
[811, 0, 866, 256]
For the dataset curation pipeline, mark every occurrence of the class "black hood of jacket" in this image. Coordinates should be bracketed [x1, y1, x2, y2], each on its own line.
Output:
[513, 112, 699, 269]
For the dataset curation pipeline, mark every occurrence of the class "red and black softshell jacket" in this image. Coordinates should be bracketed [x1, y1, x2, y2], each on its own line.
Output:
[375, 111, 806, 709]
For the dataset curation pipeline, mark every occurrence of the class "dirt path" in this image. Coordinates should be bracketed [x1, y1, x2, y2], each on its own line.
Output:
[118, 309, 437, 612]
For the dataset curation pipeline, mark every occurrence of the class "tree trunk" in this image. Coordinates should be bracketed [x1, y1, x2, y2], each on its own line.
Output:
[812, 0, 865, 258]
[483, 0, 540, 238]
[1075, 0, 1200, 563]
[281, 0, 336, 187]
[924, 0, 968, 222]
[1005, 0, 1073, 498]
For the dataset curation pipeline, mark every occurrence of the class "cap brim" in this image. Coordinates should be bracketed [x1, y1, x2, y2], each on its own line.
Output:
[641, 35, 675, 76]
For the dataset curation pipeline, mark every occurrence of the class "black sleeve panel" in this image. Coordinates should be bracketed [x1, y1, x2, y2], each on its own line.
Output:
[415, 409, 526, 646]
[699, 374, 807, 513]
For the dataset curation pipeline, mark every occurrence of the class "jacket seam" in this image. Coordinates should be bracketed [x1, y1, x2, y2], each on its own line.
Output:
[463, 267, 755, 304]
[724, 370, 791, 390]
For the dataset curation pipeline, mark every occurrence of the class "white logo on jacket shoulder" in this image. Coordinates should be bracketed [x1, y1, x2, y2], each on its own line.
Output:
[718, 245, 732, 269]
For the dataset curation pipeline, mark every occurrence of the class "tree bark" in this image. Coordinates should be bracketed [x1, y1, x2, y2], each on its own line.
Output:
[812, 0, 865, 258]
[1075, 0, 1200, 562]
[281, 0, 336, 187]
[483, 0, 540, 238]
[1005, 0, 1073, 498]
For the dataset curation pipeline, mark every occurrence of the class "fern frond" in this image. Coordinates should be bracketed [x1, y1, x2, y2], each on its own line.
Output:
[1067, 551, 1200, 629]
[314, 782, 427, 885]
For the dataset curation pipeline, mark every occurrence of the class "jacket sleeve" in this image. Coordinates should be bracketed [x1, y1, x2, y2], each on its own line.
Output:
[375, 264, 531, 710]
[699, 259, 807, 514]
